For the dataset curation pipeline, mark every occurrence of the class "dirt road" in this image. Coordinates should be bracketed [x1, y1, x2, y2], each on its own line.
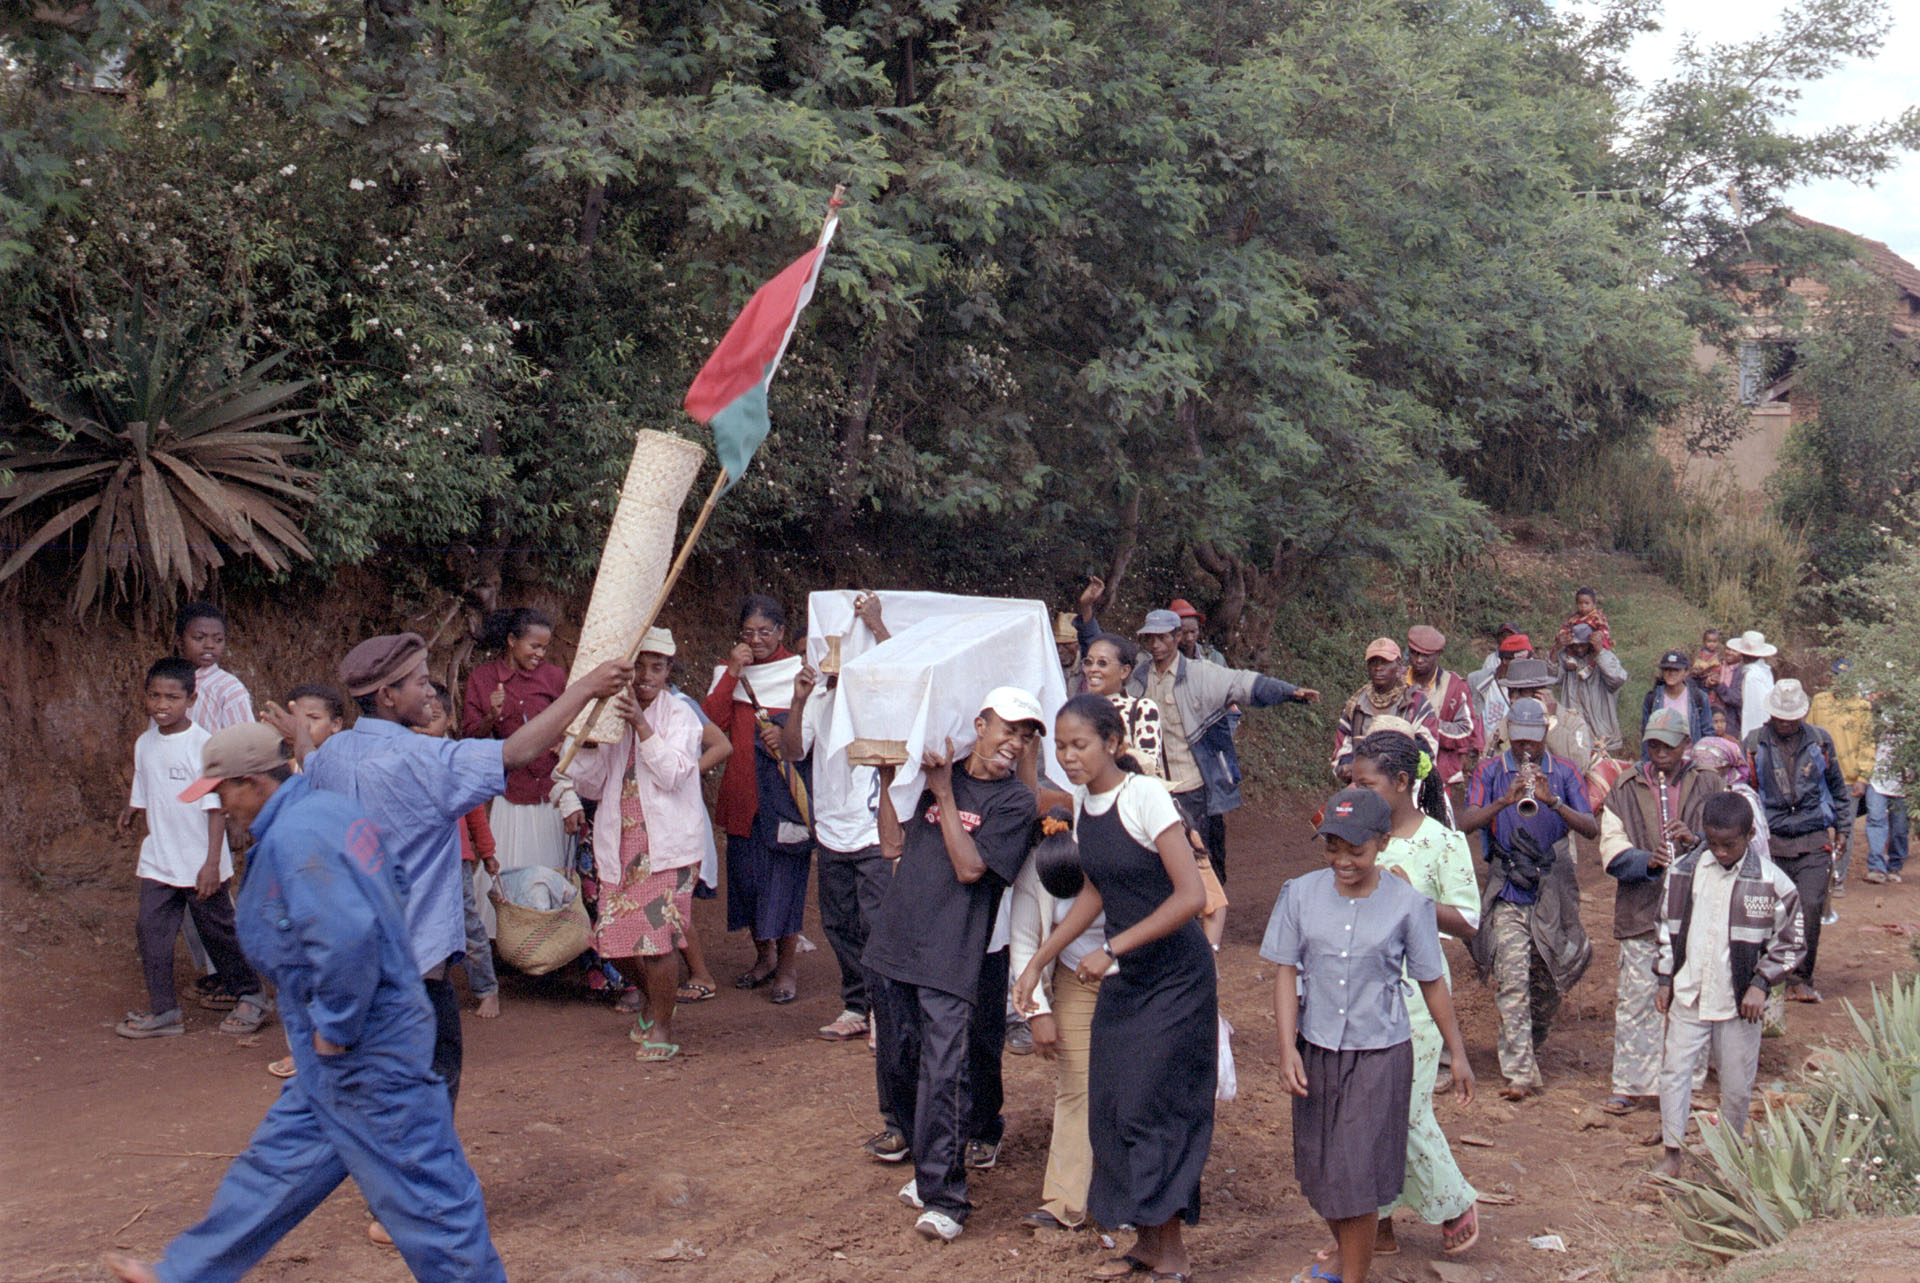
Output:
[4, 805, 1914, 1282]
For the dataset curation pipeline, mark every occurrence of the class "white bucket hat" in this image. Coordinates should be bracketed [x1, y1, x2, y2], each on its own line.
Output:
[637, 626, 677, 658]
[1725, 629, 1778, 658]
[1766, 678, 1811, 720]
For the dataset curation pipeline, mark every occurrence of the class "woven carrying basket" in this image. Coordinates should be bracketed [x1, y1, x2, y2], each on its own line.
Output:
[489, 874, 593, 976]
[566, 430, 708, 744]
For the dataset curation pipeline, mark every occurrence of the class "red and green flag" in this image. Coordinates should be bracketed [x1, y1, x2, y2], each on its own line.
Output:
[683, 210, 839, 488]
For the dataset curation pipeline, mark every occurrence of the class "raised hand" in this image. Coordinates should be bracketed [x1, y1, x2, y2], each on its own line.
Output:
[1077, 575, 1105, 614]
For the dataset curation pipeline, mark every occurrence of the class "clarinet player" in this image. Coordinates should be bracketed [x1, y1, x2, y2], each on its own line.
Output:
[1597, 708, 1724, 1117]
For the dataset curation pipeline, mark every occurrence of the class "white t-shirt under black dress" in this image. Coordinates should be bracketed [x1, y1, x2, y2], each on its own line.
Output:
[1075, 772, 1217, 1230]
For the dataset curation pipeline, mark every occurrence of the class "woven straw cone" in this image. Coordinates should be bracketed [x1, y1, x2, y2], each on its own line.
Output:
[566, 430, 708, 742]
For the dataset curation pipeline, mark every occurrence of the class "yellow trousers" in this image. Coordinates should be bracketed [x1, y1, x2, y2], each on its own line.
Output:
[1039, 968, 1102, 1227]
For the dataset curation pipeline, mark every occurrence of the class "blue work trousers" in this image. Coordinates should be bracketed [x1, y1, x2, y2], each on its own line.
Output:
[155, 1045, 503, 1283]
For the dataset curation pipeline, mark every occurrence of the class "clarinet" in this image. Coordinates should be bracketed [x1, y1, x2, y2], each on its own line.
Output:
[1653, 762, 1674, 863]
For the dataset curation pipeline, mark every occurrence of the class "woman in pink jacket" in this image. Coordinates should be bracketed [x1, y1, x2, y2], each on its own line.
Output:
[567, 628, 707, 1062]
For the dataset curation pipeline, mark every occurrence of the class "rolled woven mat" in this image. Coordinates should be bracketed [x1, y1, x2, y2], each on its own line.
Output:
[566, 430, 708, 743]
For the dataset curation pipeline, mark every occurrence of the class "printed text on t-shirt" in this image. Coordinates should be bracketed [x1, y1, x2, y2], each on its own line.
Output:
[922, 804, 983, 832]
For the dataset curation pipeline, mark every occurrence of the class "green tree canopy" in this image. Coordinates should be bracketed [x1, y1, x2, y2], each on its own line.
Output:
[2, 0, 1912, 646]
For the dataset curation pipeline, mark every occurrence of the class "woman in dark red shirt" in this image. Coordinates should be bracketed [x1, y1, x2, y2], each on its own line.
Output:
[702, 593, 810, 1003]
[463, 608, 573, 900]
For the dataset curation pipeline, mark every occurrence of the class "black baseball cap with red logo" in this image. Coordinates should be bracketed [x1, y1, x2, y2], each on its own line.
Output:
[1315, 787, 1392, 845]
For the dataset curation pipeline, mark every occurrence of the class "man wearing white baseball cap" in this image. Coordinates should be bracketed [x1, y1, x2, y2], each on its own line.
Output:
[862, 686, 1046, 1243]
[1742, 678, 1850, 1002]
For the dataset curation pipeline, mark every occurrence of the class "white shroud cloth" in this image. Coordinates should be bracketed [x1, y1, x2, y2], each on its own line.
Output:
[805, 593, 1066, 818]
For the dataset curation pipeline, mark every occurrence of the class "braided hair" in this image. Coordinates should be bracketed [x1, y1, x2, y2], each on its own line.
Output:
[1353, 729, 1449, 825]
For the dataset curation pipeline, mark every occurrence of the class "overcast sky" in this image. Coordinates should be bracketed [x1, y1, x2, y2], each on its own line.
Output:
[1571, 0, 1919, 265]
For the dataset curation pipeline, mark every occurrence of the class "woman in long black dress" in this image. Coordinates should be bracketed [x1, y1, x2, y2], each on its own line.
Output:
[1015, 694, 1215, 1282]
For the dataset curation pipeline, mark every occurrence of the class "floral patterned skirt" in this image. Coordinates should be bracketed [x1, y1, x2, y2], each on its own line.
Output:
[596, 862, 697, 959]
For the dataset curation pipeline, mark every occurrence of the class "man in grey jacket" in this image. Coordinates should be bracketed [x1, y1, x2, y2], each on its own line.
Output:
[1557, 623, 1630, 753]
[1125, 609, 1319, 885]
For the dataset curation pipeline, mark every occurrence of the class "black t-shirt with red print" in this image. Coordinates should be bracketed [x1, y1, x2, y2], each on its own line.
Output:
[863, 766, 1035, 1004]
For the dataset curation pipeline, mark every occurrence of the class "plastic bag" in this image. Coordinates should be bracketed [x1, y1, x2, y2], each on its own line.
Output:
[493, 865, 577, 912]
[1216, 1016, 1237, 1102]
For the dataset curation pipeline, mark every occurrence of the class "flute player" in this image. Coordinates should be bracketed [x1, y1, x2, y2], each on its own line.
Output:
[1596, 708, 1725, 1118]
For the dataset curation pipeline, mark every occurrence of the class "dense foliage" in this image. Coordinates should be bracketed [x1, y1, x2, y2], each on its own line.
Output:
[2, 0, 1912, 646]
[1771, 282, 1920, 584]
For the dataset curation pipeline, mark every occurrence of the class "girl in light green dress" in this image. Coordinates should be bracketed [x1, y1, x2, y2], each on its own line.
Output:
[1348, 727, 1482, 1258]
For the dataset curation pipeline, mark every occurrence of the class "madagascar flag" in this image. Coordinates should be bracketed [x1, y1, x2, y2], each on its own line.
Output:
[683, 215, 839, 488]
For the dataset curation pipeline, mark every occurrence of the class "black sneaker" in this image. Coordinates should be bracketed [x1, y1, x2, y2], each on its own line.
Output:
[965, 1138, 1000, 1170]
[863, 1129, 909, 1163]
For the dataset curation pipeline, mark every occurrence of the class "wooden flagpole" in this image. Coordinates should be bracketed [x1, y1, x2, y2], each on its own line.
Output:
[554, 184, 845, 777]
[555, 468, 726, 776]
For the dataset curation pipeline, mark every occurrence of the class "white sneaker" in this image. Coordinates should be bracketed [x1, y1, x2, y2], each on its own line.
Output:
[898, 1178, 923, 1209]
[915, 1209, 962, 1242]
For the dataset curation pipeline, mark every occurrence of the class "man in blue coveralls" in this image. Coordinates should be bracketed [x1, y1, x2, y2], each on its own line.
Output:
[104, 723, 504, 1283]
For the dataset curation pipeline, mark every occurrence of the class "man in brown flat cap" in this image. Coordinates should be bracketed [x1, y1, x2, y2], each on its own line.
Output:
[1405, 624, 1484, 792]
[298, 633, 627, 1118]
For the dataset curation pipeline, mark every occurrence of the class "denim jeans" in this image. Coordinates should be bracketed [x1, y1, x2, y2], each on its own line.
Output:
[459, 862, 498, 998]
[1865, 788, 1910, 874]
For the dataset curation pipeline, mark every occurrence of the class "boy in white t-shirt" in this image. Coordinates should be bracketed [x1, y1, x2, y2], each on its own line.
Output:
[115, 658, 266, 1038]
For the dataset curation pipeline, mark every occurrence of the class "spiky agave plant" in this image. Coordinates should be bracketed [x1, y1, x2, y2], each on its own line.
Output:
[1, 305, 317, 613]
[1659, 974, 1920, 1257]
